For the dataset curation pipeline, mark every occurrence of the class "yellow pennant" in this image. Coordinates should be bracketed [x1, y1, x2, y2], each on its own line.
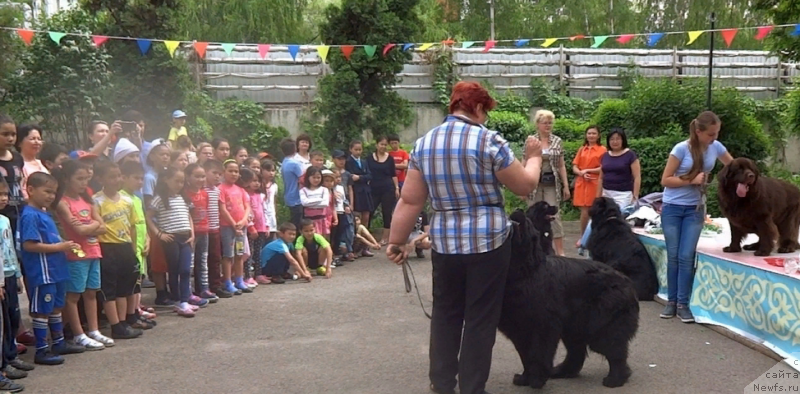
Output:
[317, 45, 330, 63]
[417, 43, 435, 51]
[164, 41, 180, 58]
[541, 38, 558, 48]
[687, 31, 704, 45]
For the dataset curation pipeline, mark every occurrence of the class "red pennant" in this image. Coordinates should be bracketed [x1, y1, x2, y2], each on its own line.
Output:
[570, 35, 585, 41]
[483, 40, 496, 52]
[16, 29, 34, 45]
[382, 43, 396, 56]
[193, 41, 208, 58]
[720, 29, 738, 48]
[755, 25, 773, 40]
[91, 35, 109, 47]
[616, 34, 635, 44]
[442, 38, 455, 46]
[257, 44, 271, 59]
[341, 45, 355, 60]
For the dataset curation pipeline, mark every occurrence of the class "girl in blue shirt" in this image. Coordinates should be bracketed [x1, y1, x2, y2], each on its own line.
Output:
[659, 111, 733, 323]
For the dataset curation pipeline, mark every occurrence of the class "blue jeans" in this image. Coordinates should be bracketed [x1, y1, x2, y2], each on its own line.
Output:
[162, 234, 193, 303]
[661, 203, 704, 306]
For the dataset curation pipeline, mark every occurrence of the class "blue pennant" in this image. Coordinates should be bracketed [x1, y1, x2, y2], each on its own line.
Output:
[792, 24, 800, 37]
[646, 33, 665, 47]
[402, 43, 415, 52]
[288, 45, 300, 60]
[136, 39, 152, 55]
[514, 39, 530, 47]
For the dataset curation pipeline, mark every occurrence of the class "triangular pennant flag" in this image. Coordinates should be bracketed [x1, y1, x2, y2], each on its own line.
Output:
[92, 35, 109, 47]
[755, 25, 773, 40]
[461, 41, 475, 48]
[541, 38, 558, 48]
[220, 43, 236, 55]
[570, 35, 585, 41]
[590, 36, 609, 48]
[514, 39, 530, 47]
[417, 43, 435, 51]
[164, 40, 180, 58]
[136, 39, 151, 55]
[616, 34, 635, 44]
[288, 45, 300, 60]
[483, 40, 496, 52]
[686, 31, 703, 45]
[341, 45, 355, 60]
[792, 25, 800, 37]
[316, 45, 330, 63]
[382, 44, 396, 56]
[402, 43, 415, 52]
[193, 41, 209, 58]
[646, 33, 664, 47]
[258, 44, 271, 59]
[16, 29, 34, 46]
[363, 45, 376, 59]
[48, 32, 66, 45]
[442, 39, 455, 46]
[721, 29, 738, 47]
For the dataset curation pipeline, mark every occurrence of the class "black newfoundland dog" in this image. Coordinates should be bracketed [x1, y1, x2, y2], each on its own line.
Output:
[718, 157, 800, 256]
[586, 197, 658, 301]
[498, 209, 639, 389]
[527, 201, 558, 255]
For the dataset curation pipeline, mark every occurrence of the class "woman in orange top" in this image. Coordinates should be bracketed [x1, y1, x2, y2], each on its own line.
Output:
[572, 126, 606, 235]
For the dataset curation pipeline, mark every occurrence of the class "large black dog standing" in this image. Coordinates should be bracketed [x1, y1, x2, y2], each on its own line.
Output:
[498, 209, 639, 389]
[586, 197, 659, 301]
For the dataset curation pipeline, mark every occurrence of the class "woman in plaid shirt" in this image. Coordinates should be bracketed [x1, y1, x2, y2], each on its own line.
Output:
[386, 81, 544, 394]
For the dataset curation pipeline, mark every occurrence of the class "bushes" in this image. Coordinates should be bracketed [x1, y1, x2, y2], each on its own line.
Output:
[553, 118, 588, 142]
[591, 99, 629, 135]
[624, 79, 704, 138]
[486, 111, 532, 143]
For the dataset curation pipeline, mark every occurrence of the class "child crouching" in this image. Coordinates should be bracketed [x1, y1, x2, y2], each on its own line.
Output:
[259, 223, 311, 284]
[295, 219, 334, 279]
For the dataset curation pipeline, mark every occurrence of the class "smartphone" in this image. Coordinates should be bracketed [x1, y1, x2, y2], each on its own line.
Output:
[119, 121, 137, 134]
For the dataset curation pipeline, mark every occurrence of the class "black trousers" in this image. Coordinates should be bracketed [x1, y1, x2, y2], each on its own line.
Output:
[2, 276, 20, 366]
[289, 205, 303, 230]
[371, 188, 396, 229]
[429, 236, 512, 394]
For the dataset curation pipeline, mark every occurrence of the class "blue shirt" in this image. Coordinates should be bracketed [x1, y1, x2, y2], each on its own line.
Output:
[281, 157, 303, 207]
[663, 140, 728, 206]
[410, 115, 516, 255]
[0, 215, 20, 278]
[143, 169, 158, 198]
[260, 238, 294, 266]
[18, 206, 68, 287]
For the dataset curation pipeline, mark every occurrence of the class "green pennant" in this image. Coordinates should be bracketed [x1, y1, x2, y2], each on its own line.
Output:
[461, 41, 475, 49]
[48, 32, 66, 45]
[220, 43, 236, 55]
[590, 36, 609, 48]
[363, 45, 377, 59]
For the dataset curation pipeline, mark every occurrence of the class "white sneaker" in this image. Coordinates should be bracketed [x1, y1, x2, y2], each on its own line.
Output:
[74, 334, 105, 351]
[87, 331, 115, 347]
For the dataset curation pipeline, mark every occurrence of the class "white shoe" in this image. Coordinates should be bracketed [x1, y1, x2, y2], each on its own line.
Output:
[87, 331, 115, 347]
[75, 334, 105, 351]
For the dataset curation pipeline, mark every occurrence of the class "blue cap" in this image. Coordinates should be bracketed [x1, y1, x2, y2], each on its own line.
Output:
[332, 149, 346, 158]
[172, 110, 187, 118]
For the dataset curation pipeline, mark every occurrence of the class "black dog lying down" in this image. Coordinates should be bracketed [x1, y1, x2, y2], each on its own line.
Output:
[498, 209, 639, 389]
[587, 197, 659, 301]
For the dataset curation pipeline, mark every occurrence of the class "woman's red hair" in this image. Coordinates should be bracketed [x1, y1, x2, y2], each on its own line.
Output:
[448, 81, 496, 117]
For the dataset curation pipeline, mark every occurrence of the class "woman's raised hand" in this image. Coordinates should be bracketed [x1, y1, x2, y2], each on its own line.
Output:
[525, 136, 542, 158]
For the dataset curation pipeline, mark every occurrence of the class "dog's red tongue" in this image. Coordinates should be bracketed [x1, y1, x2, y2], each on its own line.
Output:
[736, 183, 749, 198]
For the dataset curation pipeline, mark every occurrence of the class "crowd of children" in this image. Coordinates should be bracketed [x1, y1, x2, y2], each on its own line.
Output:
[0, 111, 430, 392]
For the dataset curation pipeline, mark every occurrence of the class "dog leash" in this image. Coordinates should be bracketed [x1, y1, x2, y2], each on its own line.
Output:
[392, 245, 432, 320]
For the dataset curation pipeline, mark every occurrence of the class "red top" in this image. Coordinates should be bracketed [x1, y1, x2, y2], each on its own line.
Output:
[59, 195, 102, 261]
[185, 188, 210, 233]
[218, 183, 249, 227]
[389, 150, 409, 183]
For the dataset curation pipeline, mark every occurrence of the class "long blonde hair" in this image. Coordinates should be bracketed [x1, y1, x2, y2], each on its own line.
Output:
[681, 111, 720, 181]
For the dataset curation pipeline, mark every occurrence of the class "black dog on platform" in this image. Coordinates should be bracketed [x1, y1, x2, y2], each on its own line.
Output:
[586, 197, 659, 301]
[499, 209, 639, 389]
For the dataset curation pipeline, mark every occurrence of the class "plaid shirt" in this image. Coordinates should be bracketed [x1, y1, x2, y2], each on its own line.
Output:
[409, 115, 515, 255]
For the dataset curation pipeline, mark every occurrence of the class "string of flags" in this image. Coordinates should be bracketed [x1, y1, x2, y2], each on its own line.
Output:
[2, 23, 799, 62]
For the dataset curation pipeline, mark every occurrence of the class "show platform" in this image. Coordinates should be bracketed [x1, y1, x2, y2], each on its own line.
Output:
[634, 219, 800, 365]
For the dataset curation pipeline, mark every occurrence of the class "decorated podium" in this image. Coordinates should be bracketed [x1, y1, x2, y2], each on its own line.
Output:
[635, 220, 800, 362]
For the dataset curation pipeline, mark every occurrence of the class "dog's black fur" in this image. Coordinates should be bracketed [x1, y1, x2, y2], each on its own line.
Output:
[527, 201, 558, 255]
[499, 209, 639, 389]
[586, 197, 659, 301]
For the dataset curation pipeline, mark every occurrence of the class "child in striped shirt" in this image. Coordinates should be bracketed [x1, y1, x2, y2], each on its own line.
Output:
[202, 160, 227, 298]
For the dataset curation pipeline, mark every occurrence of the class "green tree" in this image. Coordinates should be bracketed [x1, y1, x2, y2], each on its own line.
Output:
[754, 0, 800, 60]
[315, 0, 419, 147]
[0, 2, 24, 98]
[180, 0, 311, 43]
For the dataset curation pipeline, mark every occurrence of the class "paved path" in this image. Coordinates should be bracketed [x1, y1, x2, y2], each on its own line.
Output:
[20, 222, 777, 394]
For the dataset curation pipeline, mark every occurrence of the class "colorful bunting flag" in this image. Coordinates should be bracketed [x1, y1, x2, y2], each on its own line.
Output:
[755, 25, 773, 40]
[136, 39, 151, 55]
[442, 39, 455, 46]
[590, 36, 608, 48]
[16, 29, 34, 46]
[570, 35, 586, 41]
[220, 43, 236, 56]
[402, 43, 415, 52]
[792, 25, 800, 37]
[686, 31, 704, 45]
[721, 29, 738, 47]
[194, 41, 209, 58]
[363, 45, 376, 59]
[382, 43, 396, 56]
[483, 40, 496, 52]
[461, 41, 475, 49]
[341, 45, 355, 60]
[48, 32, 66, 45]
[288, 45, 300, 60]
[417, 43, 434, 51]
[541, 38, 558, 48]
[164, 40, 180, 58]
[515, 39, 530, 47]
[616, 34, 635, 44]
[92, 35, 109, 47]
[258, 44, 271, 59]
[316, 45, 330, 63]
[646, 33, 664, 47]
